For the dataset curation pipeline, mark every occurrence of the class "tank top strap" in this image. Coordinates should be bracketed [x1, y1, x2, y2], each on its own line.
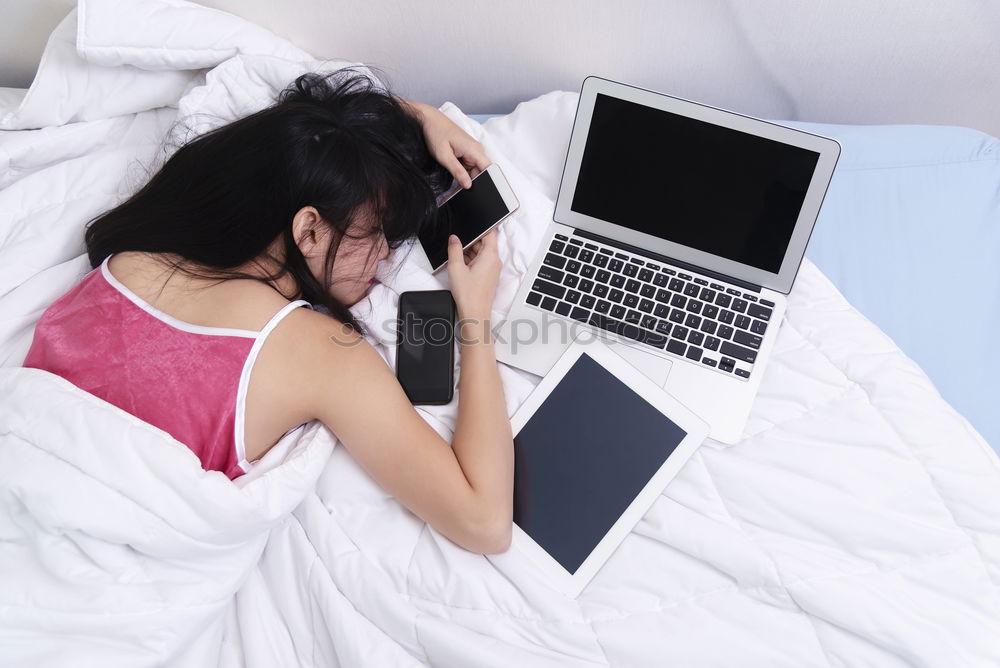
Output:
[232, 299, 312, 471]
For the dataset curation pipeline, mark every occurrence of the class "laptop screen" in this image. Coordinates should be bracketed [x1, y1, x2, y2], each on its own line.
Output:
[571, 94, 821, 275]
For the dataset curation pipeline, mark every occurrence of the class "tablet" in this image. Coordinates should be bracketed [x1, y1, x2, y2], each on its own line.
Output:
[496, 335, 709, 598]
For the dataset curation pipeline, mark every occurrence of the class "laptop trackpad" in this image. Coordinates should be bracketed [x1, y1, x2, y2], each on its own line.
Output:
[600, 338, 673, 387]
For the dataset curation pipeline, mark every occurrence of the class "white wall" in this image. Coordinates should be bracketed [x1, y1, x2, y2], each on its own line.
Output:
[2, 0, 999, 136]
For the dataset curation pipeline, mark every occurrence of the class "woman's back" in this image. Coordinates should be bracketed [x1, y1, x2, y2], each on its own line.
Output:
[24, 251, 312, 475]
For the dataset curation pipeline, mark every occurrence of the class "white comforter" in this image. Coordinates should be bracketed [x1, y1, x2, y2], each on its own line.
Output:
[2, 1, 1000, 666]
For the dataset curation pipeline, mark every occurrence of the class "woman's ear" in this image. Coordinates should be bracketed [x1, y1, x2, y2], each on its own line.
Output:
[291, 206, 322, 256]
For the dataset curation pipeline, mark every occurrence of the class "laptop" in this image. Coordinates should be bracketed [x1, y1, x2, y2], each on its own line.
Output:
[495, 77, 840, 444]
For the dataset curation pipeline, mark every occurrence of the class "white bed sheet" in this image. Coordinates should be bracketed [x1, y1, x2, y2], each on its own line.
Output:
[2, 2, 1000, 666]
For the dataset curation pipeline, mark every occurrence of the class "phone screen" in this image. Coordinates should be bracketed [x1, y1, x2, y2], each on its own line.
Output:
[419, 170, 511, 271]
[396, 290, 456, 405]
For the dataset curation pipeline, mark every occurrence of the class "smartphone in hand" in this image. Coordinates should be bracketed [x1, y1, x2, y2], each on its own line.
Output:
[396, 290, 456, 405]
[419, 163, 519, 273]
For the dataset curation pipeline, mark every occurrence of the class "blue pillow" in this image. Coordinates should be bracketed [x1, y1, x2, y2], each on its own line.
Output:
[784, 122, 1000, 452]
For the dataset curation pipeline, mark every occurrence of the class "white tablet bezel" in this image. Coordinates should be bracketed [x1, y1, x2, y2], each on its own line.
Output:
[553, 76, 841, 294]
[500, 335, 709, 598]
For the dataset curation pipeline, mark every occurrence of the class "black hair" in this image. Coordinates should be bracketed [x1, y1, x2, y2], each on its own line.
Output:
[84, 68, 452, 330]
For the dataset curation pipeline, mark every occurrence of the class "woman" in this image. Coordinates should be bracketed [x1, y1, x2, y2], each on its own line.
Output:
[22, 70, 514, 555]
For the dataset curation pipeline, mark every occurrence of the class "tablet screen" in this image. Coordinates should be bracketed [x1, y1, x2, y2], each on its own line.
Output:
[512, 353, 689, 574]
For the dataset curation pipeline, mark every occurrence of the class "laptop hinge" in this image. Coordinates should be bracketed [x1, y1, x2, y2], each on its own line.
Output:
[573, 229, 762, 293]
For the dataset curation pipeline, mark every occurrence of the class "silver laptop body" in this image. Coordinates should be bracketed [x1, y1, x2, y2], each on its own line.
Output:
[495, 77, 840, 444]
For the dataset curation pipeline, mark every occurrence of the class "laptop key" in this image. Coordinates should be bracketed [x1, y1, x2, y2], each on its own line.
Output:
[678, 273, 693, 281]
[623, 264, 639, 277]
[541, 296, 557, 311]
[594, 254, 609, 268]
[669, 278, 685, 292]
[735, 315, 752, 330]
[580, 265, 596, 279]
[581, 295, 597, 309]
[683, 283, 700, 297]
[716, 293, 732, 308]
[669, 309, 686, 324]
[555, 301, 572, 316]
[719, 309, 735, 325]
[748, 304, 773, 321]
[624, 294, 639, 307]
[719, 357, 736, 373]
[653, 273, 669, 287]
[610, 304, 626, 319]
[735, 368, 751, 379]
[537, 266, 564, 283]
[625, 309, 643, 325]
[703, 304, 719, 320]
[700, 288, 716, 302]
[570, 238, 583, 246]
[564, 274, 580, 288]
[685, 314, 701, 329]
[565, 290, 581, 304]
[566, 260, 581, 273]
[584, 243, 597, 250]
[671, 325, 690, 340]
[750, 319, 768, 335]
[639, 299, 654, 313]
[732, 298, 748, 314]
[721, 341, 758, 364]
[625, 279, 641, 293]
[688, 330, 705, 346]
[610, 274, 625, 288]
[701, 320, 718, 335]
[654, 304, 671, 318]
[760, 299, 776, 308]
[580, 250, 595, 263]
[702, 357, 718, 367]
[593, 284, 609, 298]
[656, 320, 672, 335]
[686, 346, 703, 362]
[608, 288, 624, 303]
[596, 269, 611, 283]
[564, 245, 579, 259]
[655, 289, 672, 303]
[671, 294, 687, 308]
[570, 306, 590, 322]
[609, 259, 624, 272]
[594, 299, 611, 314]
[686, 299, 703, 314]
[543, 252, 566, 269]
[549, 241, 565, 254]
[705, 336, 721, 351]
[640, 284, 656, 298]
[639, 268, 654, 282]
[526, 291, 542, 306]
[579, 279, 595, 293]
[554, 233, 568, 241]
[533, 279, 565, 299]
[733, 330, 763, 349]
[641, 314, 657, 330]
[666, 339, 687, 356]
[718, 325, 735, 340]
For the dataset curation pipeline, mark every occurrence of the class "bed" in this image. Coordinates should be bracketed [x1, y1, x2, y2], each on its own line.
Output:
[1, 1, 999, 666]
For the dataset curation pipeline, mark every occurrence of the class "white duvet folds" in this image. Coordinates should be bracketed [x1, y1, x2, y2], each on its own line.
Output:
[2, 1, 1000, 666]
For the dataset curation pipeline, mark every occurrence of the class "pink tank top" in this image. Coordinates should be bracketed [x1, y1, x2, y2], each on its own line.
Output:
[23, 255, 311, 479]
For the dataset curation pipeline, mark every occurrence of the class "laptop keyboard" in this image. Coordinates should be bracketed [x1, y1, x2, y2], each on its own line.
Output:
[524, 234, 775, 380]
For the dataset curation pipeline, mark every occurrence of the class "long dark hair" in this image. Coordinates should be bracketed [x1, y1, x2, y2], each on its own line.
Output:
[84, 69, 451, 330]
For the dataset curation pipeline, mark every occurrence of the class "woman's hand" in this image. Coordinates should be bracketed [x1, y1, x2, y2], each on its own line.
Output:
[405, 100, 490, 188]
[446, 229, 501, 324]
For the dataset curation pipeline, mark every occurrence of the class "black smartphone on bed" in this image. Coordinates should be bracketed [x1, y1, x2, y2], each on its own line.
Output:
[396, 290, 456, 405]
[418, 163, 519, 273]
